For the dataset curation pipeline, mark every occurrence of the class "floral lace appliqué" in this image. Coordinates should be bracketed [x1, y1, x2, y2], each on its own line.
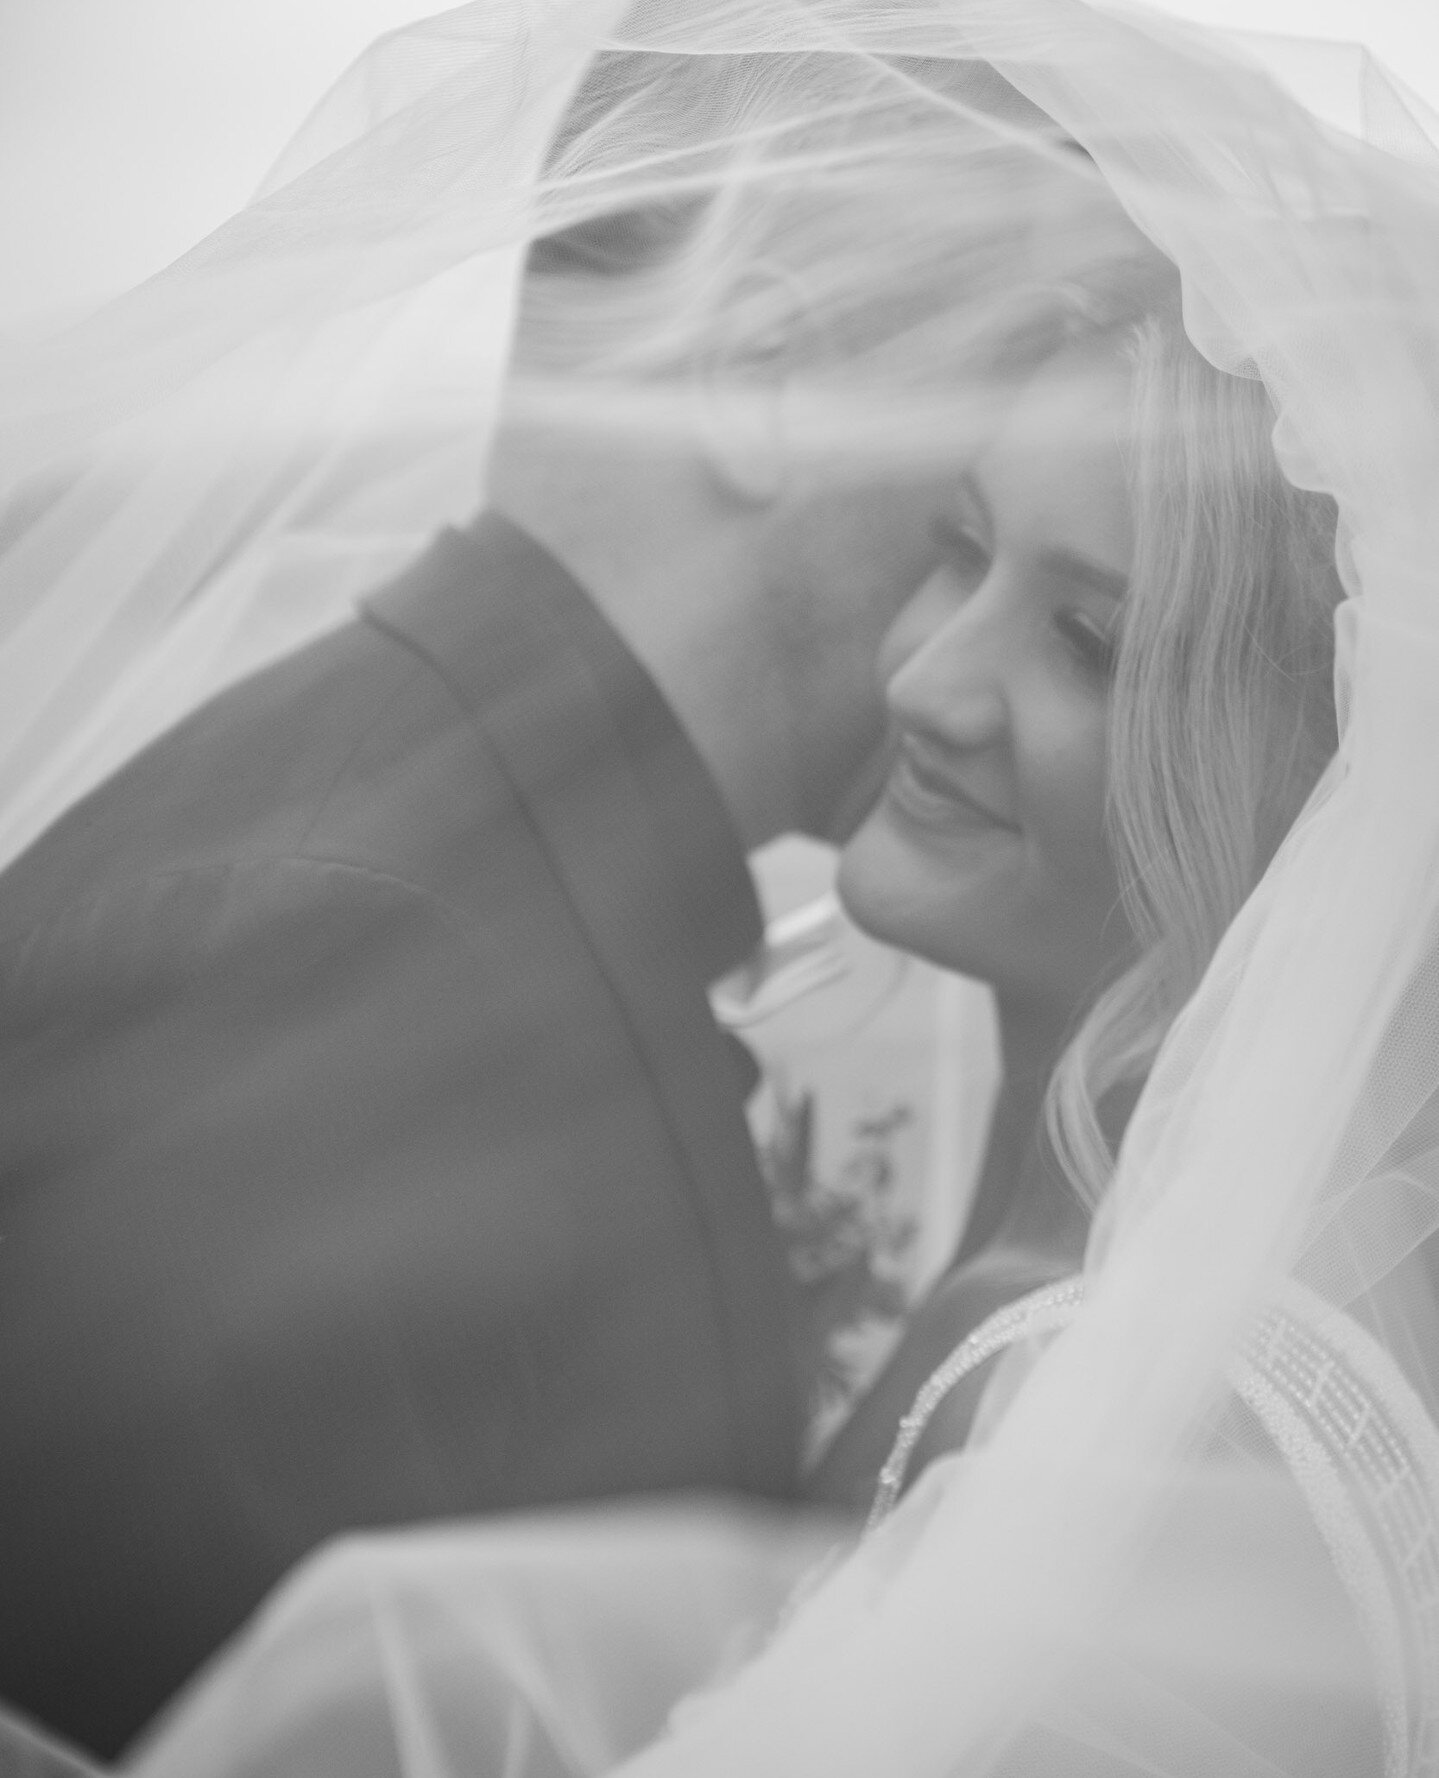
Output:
[757, 1071, 921, 1454]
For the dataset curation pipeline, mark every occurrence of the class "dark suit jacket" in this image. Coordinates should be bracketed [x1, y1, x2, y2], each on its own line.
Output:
[0, 516, 801, 1756]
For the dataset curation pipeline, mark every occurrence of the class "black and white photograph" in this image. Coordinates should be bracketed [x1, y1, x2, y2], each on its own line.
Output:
[1, 0, 1437, 1772]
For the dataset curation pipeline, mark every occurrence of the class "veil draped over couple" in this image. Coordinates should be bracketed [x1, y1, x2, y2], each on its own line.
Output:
[3, 0, 1439, 1773]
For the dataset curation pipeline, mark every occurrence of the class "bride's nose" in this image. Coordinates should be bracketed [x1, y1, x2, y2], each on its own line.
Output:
[883, 591, 1010, 748]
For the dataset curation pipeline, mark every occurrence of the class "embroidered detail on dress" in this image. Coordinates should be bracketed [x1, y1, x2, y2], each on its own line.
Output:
[1232, 1366, 1408, 1778]
[866, 1275, 1439, 1776]
[864, 1275, 1085, 1534]
[1237, 1284, 1439, 1778]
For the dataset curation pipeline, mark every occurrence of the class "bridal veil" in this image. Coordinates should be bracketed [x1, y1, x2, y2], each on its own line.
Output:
[5, 1, 1439, 1773]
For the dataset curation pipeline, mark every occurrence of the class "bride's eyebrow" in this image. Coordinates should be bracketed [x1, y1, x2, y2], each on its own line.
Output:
[1038, 546, 1129, 602]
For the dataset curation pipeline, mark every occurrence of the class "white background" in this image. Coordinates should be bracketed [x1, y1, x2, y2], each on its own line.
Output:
[1, 0, 1436, 331]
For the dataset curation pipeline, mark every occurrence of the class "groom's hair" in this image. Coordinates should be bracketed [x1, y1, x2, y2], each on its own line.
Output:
[509, 47, 1088, 403]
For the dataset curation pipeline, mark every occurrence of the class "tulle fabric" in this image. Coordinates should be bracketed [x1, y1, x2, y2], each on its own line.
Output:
[118, 1334, 1393, 1778]
[0, 4, 607, 869]
[5, 1, 1439, 1773]
[122, 1504, 844, 1778]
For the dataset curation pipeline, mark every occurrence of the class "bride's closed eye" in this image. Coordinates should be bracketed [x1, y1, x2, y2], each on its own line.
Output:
[929, 516, 1121, 683]
[1053, 607, 1120, 682]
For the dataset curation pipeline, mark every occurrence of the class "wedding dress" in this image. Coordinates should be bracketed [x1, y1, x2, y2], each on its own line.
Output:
[5, 0, 1439, 1774]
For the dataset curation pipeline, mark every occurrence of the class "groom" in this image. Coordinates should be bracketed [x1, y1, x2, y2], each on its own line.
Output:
[0, 136, 983, 1754]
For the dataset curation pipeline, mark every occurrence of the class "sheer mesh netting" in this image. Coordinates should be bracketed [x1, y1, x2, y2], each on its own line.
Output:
[2, 1, 1437, 1774]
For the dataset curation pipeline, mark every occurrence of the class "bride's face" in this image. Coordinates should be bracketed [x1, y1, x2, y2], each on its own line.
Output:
[838, 349, 1137, 1016]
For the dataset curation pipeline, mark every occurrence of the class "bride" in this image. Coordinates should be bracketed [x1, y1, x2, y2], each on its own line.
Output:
[5, 0, 1439, 1772]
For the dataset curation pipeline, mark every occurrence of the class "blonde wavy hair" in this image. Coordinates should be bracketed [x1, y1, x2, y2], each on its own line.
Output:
[1047, 302, 1344, 1203]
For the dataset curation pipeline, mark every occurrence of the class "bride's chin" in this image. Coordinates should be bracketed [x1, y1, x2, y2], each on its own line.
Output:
[836, 809, 994, 974]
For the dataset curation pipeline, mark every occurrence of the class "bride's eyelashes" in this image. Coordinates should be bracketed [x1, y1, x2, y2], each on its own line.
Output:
[1053, 607, 1119, 682]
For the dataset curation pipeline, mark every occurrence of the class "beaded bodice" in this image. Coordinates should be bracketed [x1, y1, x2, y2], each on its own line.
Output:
[868, 1275, 1439, 1778]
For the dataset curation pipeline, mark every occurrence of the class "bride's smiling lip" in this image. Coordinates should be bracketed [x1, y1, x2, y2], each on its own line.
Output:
[883, 732, 1019, 835]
